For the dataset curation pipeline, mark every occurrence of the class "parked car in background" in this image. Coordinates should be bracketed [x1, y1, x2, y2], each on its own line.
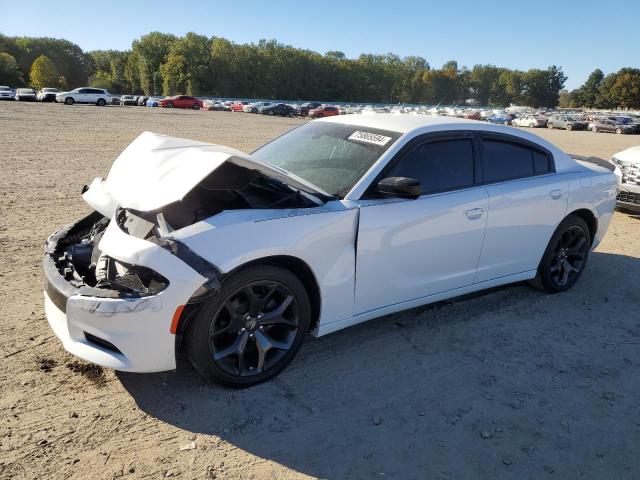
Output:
[37, 88, 59, 102]
[0, 86, 14, 100]
[546, 115, 588, 131]
[203, 100, 224, 110]
[231, 101, 249, 112]
[486, 114, 514, 125]
[15, 88, 37, 101]
[146, 97, 163, 107]
[296, 102, 322, 117]
[611, 146, 640, 212]
[110, 96, 121, 105]
[309, 105, 339, 118]
[57, 88, 111, 106]
[222, 101, 233, 111]
[258, 103, 296, 117]
[512, 115, 547, 128]
[590, 119, 635, 134]
[44, 115, 617, 387]
[244, 101, 272, 113]
[607, 116, 640, 134]
[120, 95, 138, 106]
[137, 96, 149, 106]
[464, 111, 481, 120]
[158, 95, 203, 110]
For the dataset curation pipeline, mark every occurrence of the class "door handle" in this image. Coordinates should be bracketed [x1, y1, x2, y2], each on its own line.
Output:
[466, 208, 484, 220]
[550, 189, 563, 200]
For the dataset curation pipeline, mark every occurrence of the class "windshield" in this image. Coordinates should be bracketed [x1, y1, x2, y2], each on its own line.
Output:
[251, 122, 401, 197]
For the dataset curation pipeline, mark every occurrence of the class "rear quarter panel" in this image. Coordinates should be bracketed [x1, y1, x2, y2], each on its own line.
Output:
[568, 162, 617, 249]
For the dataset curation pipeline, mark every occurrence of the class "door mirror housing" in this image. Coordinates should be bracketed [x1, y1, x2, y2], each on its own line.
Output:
[377, 177, 421, 199]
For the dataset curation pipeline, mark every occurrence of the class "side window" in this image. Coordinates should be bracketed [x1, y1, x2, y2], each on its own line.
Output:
[386, 138, 475, 194]
[482, 139, 550, 183]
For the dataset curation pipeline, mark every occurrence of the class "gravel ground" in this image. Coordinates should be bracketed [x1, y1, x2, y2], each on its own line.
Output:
[0, 102, 639, 480]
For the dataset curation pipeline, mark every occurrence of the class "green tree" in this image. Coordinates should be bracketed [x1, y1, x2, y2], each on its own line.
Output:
[0, 52, 24, 85]
[133, 32, 176, 94]
[574, 69, 604, 107]
[30, 54, 62, 89]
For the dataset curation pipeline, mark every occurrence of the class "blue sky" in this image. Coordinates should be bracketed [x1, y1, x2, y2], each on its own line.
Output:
[1, 0, 638, 89]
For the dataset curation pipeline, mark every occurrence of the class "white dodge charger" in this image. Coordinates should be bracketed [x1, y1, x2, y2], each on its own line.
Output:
[44, 115, 617, 386]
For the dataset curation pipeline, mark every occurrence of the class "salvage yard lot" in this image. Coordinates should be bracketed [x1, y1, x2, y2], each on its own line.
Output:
[1, 102, 639, 479]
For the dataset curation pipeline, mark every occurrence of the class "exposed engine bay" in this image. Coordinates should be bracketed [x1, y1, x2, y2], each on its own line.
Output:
[51, 211, 168, 296]
[125, 162, 320, 231]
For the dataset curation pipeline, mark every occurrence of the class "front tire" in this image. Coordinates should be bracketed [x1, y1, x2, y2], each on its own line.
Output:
[97, 98, 106, 106]
[547, 123, 554, 129]
[65, 97, 74, 105]
[592, 126, 598, 133]
[533, 215, 590, 293]
[185, 266, 311, 387]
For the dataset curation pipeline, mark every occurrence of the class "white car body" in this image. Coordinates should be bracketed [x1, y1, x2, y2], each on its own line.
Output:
[57, 87, 111, 105]
[512, 115, 546, 128]
[43, 115, 617, 374]
[611, 145, 640, 212]
[15, 88, 37, 101]
[0, 86, 14, 100]
[37, 88, 59, 101]
[243, 102, 271, 113]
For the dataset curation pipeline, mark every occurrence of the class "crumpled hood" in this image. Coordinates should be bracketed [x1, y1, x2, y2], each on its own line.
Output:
[83, 131, 330, 215]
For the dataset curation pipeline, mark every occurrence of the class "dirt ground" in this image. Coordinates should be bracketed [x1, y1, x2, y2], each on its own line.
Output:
[1, 102, 639, 480]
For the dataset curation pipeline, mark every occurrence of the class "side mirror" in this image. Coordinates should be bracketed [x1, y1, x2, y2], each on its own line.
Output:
[377, 177, 421, 199]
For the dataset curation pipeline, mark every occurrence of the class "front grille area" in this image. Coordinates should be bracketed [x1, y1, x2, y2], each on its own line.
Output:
[617, 191, 640, 205]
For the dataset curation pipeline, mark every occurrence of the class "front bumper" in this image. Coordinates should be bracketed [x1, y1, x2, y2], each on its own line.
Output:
[43, 213, 210, 372]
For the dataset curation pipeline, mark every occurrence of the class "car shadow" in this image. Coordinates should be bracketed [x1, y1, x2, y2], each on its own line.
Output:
[117, 251, 640, 479]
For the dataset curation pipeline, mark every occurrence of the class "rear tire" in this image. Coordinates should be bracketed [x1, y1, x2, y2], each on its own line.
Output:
[616, 128, 622, 134]
[184, 265, 311, 387]
[591, 126, 598, 133]
[565, 124, 572, 131]
[531, 214, 591, 293]
[167, 101, 174, 108]
[65, 97, 74, 105]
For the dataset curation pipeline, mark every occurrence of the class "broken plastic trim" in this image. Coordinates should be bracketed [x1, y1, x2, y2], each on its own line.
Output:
[115, 207, 222, 300]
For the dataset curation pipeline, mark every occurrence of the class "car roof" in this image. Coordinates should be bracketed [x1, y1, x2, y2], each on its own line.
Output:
[318, 113, 490, 133]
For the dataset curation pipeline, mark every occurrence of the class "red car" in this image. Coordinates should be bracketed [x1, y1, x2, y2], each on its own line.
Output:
[231, 101, 249, 112]
[158, 95, 203, 110]
[308, 105, 339, 118]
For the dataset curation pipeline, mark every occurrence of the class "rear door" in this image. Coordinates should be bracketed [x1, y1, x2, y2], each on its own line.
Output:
[474, 134, 568, 283]
[355, 133, 489, 314]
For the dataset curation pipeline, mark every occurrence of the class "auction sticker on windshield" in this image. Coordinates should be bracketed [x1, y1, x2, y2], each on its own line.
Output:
[348, 131, 392, 146]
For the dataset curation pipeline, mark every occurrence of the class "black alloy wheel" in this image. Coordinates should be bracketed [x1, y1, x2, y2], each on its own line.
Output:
[533, 215, 591, 293]
[185, 266, 310, 387]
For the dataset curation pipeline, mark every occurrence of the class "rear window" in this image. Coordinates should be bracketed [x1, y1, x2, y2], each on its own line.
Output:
[482, 139, 551, 183]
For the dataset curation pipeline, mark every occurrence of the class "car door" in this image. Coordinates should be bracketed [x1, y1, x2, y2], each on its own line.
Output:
[474, 134, 568, 283]
[354, 133, 489, 314]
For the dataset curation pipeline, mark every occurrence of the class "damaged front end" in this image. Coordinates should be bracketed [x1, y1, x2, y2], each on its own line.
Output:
[44, 211, 169, 313]
[43, 131, 331, 372]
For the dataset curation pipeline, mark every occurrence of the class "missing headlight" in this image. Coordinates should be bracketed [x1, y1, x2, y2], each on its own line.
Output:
[95, 255, 168, 295]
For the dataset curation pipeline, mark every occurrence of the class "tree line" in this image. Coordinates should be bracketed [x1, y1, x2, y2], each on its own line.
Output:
[559, 68, 640, 110]
[0, 32, 637, 108]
